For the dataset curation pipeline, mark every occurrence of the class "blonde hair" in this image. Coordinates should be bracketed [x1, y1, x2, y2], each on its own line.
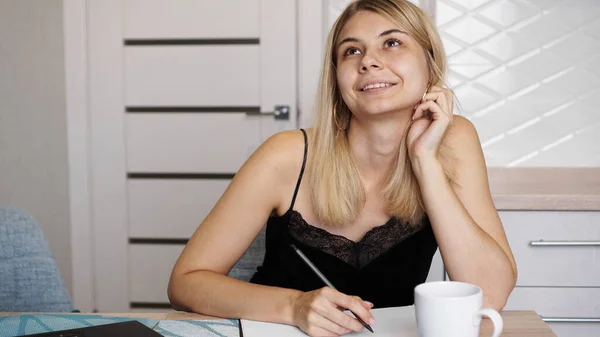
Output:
[308, 0, 454, 227]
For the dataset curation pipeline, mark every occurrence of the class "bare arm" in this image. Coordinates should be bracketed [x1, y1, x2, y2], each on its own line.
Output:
[168, 130, 374, 336]
[167, 131, 302, 323]
[414, 116, 517, 311]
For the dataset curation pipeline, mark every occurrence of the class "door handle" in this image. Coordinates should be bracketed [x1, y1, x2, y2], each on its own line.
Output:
[541, 316, 600, 323]
[530, 240, 600, 247]
[245, 105, 289, 120]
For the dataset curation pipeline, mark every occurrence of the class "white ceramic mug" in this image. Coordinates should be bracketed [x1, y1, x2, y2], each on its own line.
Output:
[414, 281, 503, 337]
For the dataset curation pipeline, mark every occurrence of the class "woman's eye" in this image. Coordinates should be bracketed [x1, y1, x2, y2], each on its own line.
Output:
[344, 47, 361, 55]
[385, 39, 401, 47]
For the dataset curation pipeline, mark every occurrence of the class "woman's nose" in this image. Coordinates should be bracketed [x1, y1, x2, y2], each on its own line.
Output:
[360, 52, 382, 71]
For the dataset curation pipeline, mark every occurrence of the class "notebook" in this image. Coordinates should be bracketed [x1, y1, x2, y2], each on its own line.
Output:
[20, 320, 162, 337]
[240, 306, 418, 337]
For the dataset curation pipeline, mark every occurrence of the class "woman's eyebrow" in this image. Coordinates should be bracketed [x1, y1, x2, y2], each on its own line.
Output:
[337, 28, 407, 49]
[337, 36, 361, 49]
[378, 28, 407, 37]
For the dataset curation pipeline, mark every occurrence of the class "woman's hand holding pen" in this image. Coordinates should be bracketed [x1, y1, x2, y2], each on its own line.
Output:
[291, 287, 375, 337]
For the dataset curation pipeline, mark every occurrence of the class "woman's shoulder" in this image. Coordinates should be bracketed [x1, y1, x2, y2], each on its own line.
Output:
[447, 115, 477, 141]
[251, 128, 313, 183]
[443, 115, 485, 177]
[444, 115, 481, 153]
[259, 128, 311, 161]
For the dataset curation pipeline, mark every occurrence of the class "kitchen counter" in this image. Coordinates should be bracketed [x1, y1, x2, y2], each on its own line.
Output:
[487, 168, 600, 211]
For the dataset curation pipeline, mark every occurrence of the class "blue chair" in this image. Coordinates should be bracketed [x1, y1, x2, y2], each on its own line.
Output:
[0, 207, 72, 312]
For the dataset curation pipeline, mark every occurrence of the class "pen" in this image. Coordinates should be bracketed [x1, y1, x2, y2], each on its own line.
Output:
[289, 243, 374, 333]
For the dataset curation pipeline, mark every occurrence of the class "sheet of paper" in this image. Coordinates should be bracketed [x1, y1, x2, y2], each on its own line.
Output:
[241, 306, 418, 337]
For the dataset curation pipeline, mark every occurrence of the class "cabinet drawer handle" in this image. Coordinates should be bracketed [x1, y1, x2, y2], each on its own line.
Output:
[530, 240, 600, 247]
[542, 317, 600, 323]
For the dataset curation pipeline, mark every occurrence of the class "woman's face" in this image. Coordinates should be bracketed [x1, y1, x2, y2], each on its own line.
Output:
[335, 10, 429, 118]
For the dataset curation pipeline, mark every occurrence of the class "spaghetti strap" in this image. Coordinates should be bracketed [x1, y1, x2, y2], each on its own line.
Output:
[289, 129, 308, 211]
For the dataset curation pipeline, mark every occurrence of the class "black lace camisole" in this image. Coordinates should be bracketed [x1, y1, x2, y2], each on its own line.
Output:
[249, 129, 438, 308]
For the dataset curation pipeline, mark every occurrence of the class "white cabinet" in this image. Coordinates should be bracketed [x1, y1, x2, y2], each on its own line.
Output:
[506, 288, 600, 337]
[501, 211, 600, 337]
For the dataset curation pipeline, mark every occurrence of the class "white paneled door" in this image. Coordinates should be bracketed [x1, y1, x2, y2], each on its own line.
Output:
[87, 0, 297, 311]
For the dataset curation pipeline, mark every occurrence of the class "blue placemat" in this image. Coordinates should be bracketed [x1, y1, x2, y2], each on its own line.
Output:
[0, 314, 240, 337]
[0, 314, 158, 336]
[156, 319, 239, 337]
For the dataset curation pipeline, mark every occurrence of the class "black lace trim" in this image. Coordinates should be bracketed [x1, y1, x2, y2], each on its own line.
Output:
[287, 210, 425, 268]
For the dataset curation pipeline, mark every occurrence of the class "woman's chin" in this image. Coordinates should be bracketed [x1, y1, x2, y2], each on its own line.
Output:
[355, 106, 412, 119]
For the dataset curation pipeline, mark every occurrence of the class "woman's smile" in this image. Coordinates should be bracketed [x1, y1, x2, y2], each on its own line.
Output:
[358, 80, 398, 94]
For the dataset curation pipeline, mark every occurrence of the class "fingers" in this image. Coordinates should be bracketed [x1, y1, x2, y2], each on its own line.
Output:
[322, 288, 375, 331]
[295, 288, 375, 336]
[335, 297, 373, 311]
[308, 306, 353, 336]
[422, 92, 449, 117]
[353, 296, 374, 310]
[319, 303, 364, 332]
[423, 92, 445, 108]
[413, 100, 445, 121]
[426, 86, 454, 114]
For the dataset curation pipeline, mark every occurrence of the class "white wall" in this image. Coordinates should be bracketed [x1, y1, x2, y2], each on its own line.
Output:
[0, 0, 72, 293]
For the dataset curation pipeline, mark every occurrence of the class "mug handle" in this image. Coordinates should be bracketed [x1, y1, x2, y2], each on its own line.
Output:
[475, 308, 503, 337]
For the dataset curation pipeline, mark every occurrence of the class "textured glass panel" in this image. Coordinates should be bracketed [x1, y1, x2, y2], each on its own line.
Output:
[438, 0, 600, 166]
[442, 16, 497, 44]
[478, 0, 538, 27]
[446, 0, 494, 10]
[476, 32, 535, 62]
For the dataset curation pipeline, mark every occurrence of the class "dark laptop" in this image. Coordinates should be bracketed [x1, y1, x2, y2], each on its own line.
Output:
[19, 320, 163, 337]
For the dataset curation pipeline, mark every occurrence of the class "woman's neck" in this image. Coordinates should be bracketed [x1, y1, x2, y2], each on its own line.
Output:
[347, 113, 411, 185]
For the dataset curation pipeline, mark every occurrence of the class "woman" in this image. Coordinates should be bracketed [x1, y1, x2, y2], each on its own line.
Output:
[168, 0, 517, 336]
